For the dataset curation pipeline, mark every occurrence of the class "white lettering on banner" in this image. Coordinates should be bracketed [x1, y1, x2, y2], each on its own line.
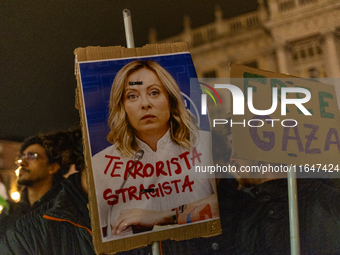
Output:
[201, 84, 312, 116]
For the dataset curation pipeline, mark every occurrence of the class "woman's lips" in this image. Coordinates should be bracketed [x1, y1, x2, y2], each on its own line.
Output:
[141, 114, 155, 120]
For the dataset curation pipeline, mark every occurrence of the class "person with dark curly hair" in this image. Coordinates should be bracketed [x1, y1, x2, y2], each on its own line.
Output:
[1, 127, 97, 254]
[0, 130, 70, 236]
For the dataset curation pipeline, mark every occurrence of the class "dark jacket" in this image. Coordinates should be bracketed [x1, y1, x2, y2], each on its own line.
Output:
[4, 176, 339, 255]
[0, 176, 241, 255]
[0, 181, 63, 237]
[2, 173, 95, 255]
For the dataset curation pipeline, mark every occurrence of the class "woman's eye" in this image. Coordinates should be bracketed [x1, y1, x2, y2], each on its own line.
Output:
[127, 94, 137, 100]
[150, 90, 159, 96]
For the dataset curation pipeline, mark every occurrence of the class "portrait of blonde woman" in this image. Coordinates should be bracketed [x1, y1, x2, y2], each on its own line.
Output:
[91, 59, 218, 240]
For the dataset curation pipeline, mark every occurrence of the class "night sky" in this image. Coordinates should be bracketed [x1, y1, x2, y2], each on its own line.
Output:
[0, 0, 257, 141]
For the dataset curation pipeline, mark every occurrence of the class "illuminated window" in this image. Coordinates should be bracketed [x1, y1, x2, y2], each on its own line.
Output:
[292, 40, 323, 62]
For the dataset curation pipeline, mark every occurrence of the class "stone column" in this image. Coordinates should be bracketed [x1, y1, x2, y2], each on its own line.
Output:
[276, 43, 289, 74]
[293, 0, 299, 8]
[324, 30, 340, 78]
[214, 4, 223, 35]
[268, 0, 279, 18]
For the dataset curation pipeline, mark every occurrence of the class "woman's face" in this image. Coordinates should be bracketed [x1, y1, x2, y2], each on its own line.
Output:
[123, 68, 170, 140]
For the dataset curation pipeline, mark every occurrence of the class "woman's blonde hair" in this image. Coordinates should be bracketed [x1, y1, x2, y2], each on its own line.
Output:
[107, 59, 198, 157]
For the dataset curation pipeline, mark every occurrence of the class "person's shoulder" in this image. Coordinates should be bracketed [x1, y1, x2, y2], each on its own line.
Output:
[3, 199, 53, 252]
[4, 199, 62, 254]
[15, 199, 53, 229]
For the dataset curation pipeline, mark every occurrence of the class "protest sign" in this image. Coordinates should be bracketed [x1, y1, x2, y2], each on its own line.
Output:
[74, 43, 221, 254]
[229, 63, 340, 169]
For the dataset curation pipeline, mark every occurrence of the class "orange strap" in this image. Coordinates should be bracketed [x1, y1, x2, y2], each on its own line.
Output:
[43, 215, 92, 235]
[159, 241, 163, 255]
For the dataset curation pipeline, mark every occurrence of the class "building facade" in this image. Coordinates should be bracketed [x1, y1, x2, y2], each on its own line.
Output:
[151, 0, 340, 103]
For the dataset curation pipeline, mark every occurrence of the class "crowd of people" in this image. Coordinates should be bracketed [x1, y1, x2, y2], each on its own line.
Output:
[0, 59, 340, 254]
[0, 125, 339, 254]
